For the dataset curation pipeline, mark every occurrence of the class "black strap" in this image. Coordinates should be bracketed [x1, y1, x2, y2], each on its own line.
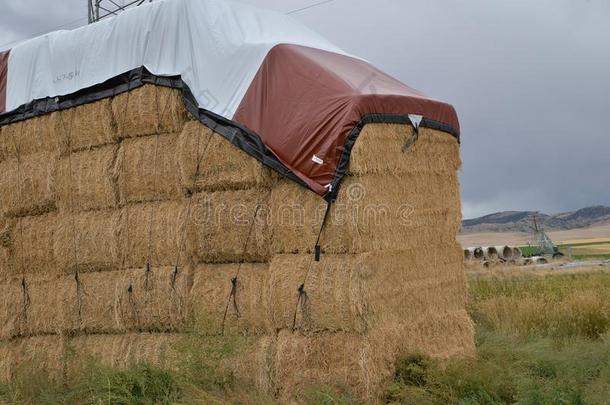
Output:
[314, 200, 333, 262]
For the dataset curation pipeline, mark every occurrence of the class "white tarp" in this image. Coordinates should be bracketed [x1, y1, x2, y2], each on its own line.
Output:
[5, 0, 345, 117]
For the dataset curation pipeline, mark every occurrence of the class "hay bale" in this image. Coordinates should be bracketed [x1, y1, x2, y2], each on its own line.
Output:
[54, 210, 121, 273]
[270, 173, 461, 254]
[189, 262, 269, 335]
[11, 213, 57, 274]
[268, 254, 368, 334]
[55, 145, 119, 212]
[77, 267, 189, 334]
[0, 336, 66, 382]
[112, 85, 187, 138]
[177, 121, 275, 192]
[186, 190, 272, 264]
[0, 153, 57, 217]
[0, 114, 60, 162]
[51, 99, 118, 154]
[0, 278, 24, 340]
[115, 133, 182, 204]
[348, 125, 461, 175]
[20, 274, 78, 337]
[118, 201, 188, 269]
[271, 331, 390, 402]
[69, 333, 178, 370]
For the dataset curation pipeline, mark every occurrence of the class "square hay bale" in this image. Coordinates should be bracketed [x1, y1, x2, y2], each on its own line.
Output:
[118, 201, 188, 269]
[271, 331, 390, 402]
[69, 333, 178, 370]
[115, 133, 182, 204]
[0, 336, 66, 382]
[112, 85, 187, 138]
[0, 115, 60, 162]
[348, 125, 461, 175]
[51, 99, 118, 154]
[20, 274, 78, 337]
[186, 190, 271, 263]
[268, 254, 368, 334]
[54, 210, 121, 273]
[0, 278, 25, 340]
[371, 309, 476, 361]
[11, 213, 57, 275]
[189, 262, 269, 335]
[77, 267, 190, 334]
[177, 121, 275, 192]
[0, 153, 57, 217]
[269, 173, 461, 254]
[120, 266, 190, 333]
[55, 145, 119, 212]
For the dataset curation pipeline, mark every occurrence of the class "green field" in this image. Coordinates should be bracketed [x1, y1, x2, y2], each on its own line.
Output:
[3, 269, 610, 404]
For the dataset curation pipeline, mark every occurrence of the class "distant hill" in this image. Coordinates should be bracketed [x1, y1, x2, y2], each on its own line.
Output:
[461, 206, 610, 234]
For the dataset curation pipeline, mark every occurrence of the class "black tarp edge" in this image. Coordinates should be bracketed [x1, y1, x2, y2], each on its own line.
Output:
[0, 66, 460, 201]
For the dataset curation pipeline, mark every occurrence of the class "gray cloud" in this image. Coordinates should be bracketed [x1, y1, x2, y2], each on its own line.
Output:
[2, 0, 609, 218]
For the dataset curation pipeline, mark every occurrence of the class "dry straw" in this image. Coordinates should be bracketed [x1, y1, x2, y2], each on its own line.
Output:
[112, 85, 187, 138]
[0, 336, 66, 381]
[271, 331, 389, 402]
[186, 190, 271, 264]
[69, 333, 179, 370]
[51, 98, 118, 155]
[189, 262, 269, 335]
[20, 274, 78, 337]
[269, 171, 461, 254]
[115, 133, 182, 204]
[0, 153, 57, 217]
[55, 145, 119, 212]
[54, 210, 121, 274]
[0, 278, 24, 340]
[11, 213, 57, 275]
[118, 200, 188, 269]
[349, 124, 462, 175]
[177, 121, 275, 193]
[0, 114, 60, 162]
[268, 254, 368, 334]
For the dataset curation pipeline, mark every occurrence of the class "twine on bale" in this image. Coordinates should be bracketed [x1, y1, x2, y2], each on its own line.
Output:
[291, 200, 333, 331]
[8, 122, 26, 275]
[220, 204, 263, 335]
[172, 115, 214, 271]
[57, 101, 86, 327]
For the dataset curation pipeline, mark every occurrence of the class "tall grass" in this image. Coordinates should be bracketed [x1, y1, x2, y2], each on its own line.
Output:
[386, 269, 610, 404]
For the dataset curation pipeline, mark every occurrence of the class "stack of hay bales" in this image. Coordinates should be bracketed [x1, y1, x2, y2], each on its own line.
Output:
[0, 84, 474, 402]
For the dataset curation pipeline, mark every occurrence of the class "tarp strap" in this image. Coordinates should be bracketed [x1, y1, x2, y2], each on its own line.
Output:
[402, 114, 423, 153]
[291, 199, 333, 330]
[315, 200, 333, 262]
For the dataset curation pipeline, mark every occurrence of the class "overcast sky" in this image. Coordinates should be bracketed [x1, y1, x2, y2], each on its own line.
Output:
[1, 0, 609, 218]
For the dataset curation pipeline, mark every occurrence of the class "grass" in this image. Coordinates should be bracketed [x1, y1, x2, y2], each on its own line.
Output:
[2, 269, 610, 404]
[386, 268, 610, 404]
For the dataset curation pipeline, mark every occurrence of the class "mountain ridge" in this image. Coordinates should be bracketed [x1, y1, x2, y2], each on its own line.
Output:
[461, 206, 610, 234]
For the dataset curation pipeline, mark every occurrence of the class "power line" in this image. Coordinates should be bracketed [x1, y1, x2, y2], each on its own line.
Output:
[0, 16, 88, 50]
[1, 0, 336, 51]
[286, 0, 335, 15]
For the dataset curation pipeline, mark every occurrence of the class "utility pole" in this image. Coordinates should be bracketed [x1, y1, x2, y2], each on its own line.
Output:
[88, 0, 153, 24]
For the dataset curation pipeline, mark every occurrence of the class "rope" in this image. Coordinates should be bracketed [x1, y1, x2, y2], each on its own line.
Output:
[291, 200, 333, 331]
[172, 119, 213, 269]
[402, 126, 420, 153]
[144, 85, 177, 269]
[8, 122, 26, 275]
[57, 99, 84, 326]
[220, 204, 263, 335]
